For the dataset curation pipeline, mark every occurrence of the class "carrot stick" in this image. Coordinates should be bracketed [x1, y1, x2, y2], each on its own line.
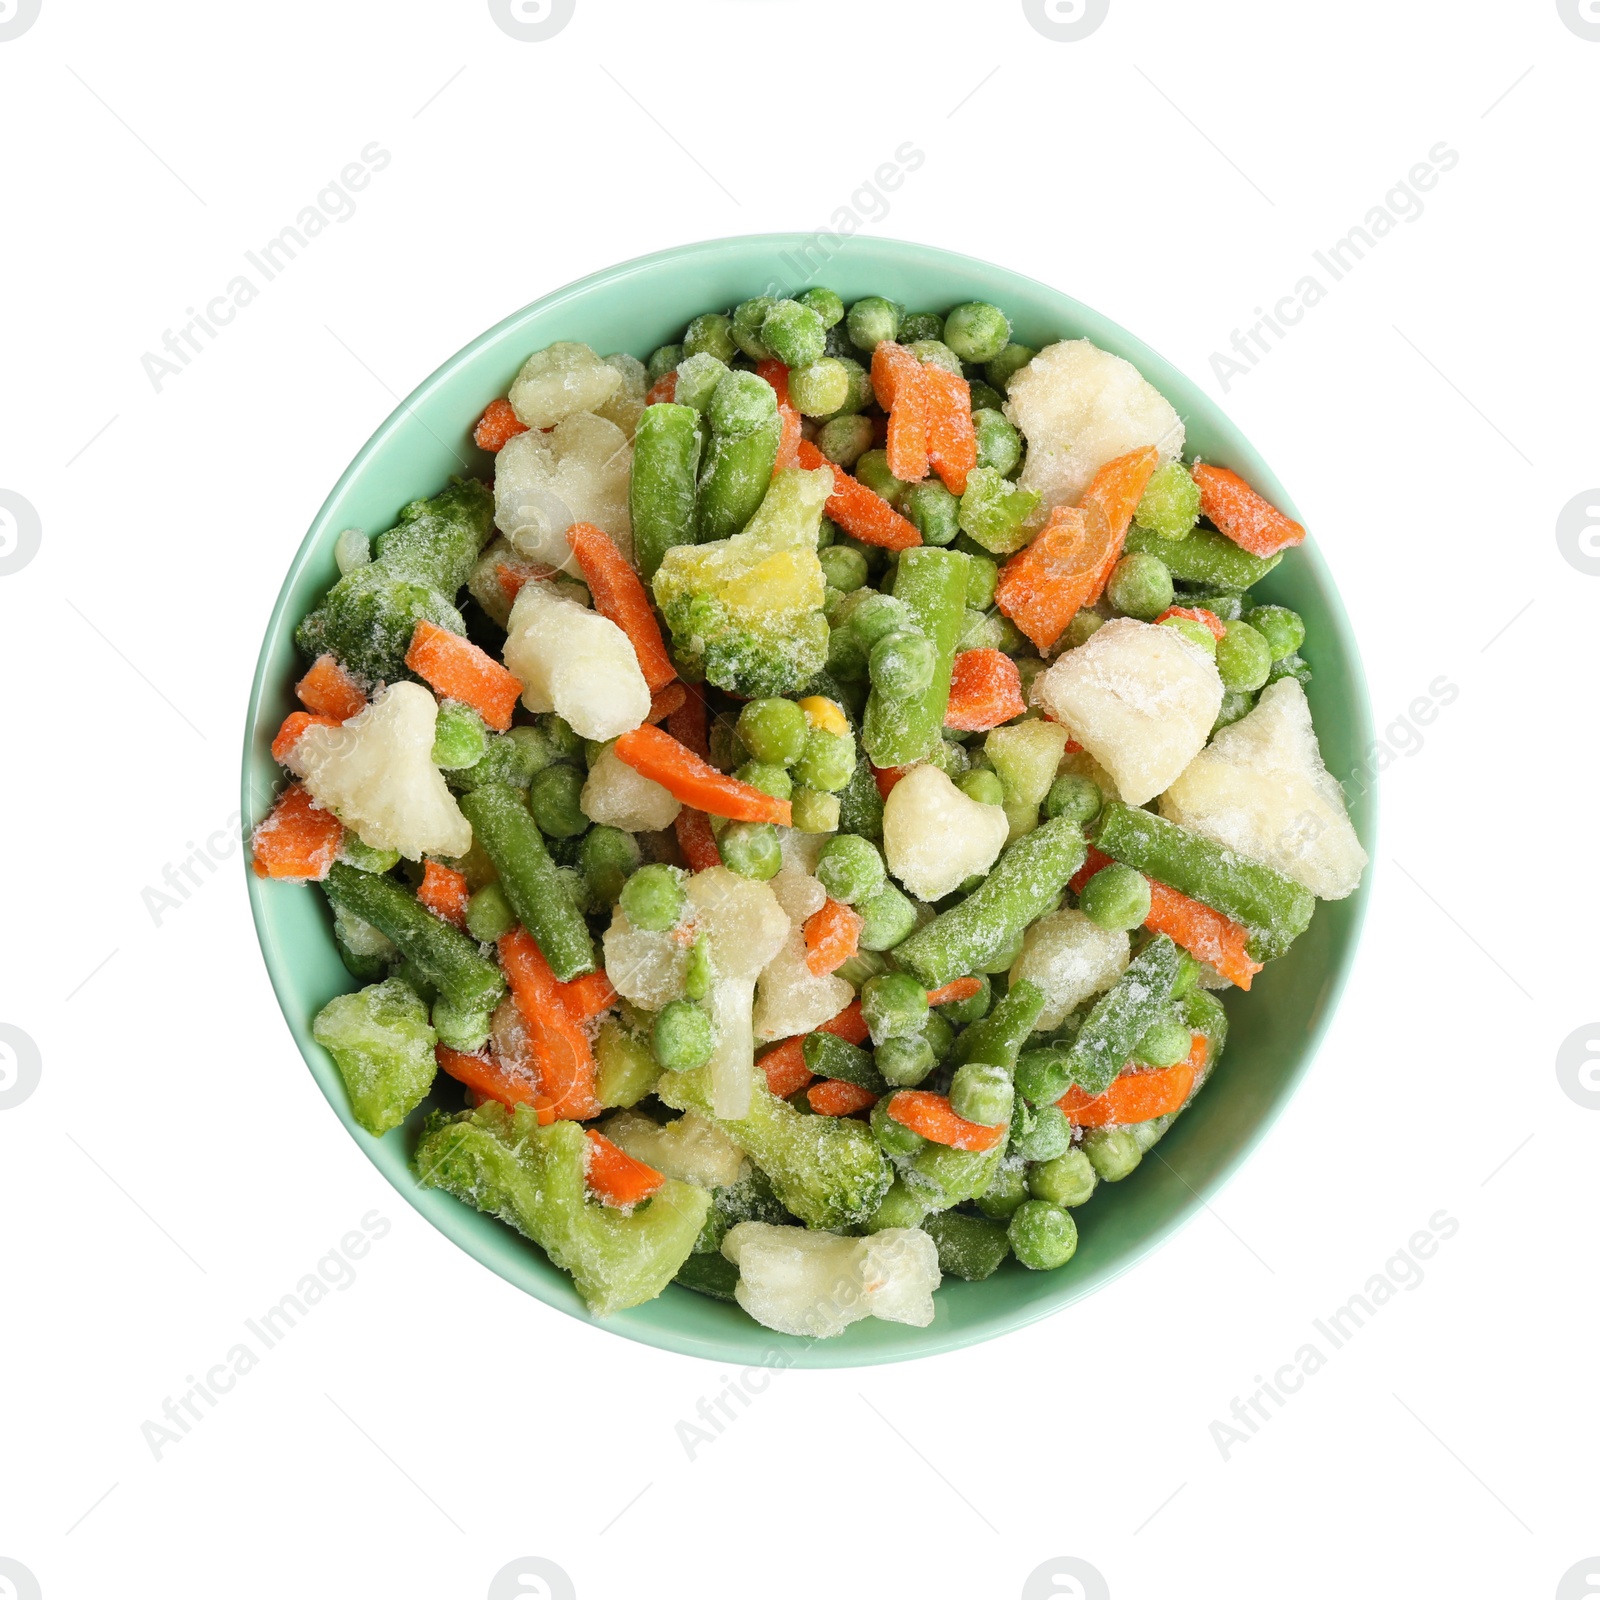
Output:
[759, 1038, 813, 1099]
[271, 710, 340, 764]
[871, 764, 911, 800]
[1192, 464, 1305, 558]
[566, 522, 677, 692]
[675, 808, 721, 871]
[418, 860, 470, 928]
[647, 682, 688, 724]
[1154, 605, 1227, 640]
[923, 364, 977, 496]
[497, 927, 602, 1120]
[584, 1129, 665, 1207]
[296, 654, 367, 721]
[1144, 879, 1262, 991]
[613, 725, 792, 825]
[1081, 446, 1160, 572]
[405, 619, 523, 732]
[250, 783, 343, 881]
[473, 398, 528, 453]
[496, 560, 558, 605]
[755, 360, 802, 475]
[870, 342, 930, 482]
[1058, 1034, 1205, 1126]
[645, 371, 678, 405]
[435, 1043, 551, 1123]
[925, 976, 983, 1008]
[944, 649, 1026, 732]
[819, 998, 870, 1046]
[885, 1089, 1006, 1151]
[808, 1079, 879, 1117]
[796, 440, 922, 552]
[804, 898, 863, 977]
[558, 968, 618, 1022]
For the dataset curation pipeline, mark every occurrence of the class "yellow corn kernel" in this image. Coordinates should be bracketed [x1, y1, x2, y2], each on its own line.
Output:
[799, 696, 848, 736]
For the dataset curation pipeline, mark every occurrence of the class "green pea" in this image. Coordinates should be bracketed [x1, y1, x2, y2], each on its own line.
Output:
[1078, 864, 1151, 931]
[431, 701, 488, 770]
[846, 296, 902, 352]
[869, 629, 936, 697]
[1267, 651, 1312, 687]
[720, 821, 783, 880]
[1106, 552, 1175, 621]
[1216, 620, 1273, 692]
[976, 1162, 1029, 1221]
[985, 342, 1037, 392]
[1083, 1126, 1142, 1182]
[1008, 1199, 1078, 1269]
[950, 1060, 1013, 1127]
[787, 359, 849, 417]
[730, 297, 776, 359]
[1212, 689, 1256, 733]
[1063, 610, 1105, 649]
[734, 760, 793, 801]
[921, 1011, 955, 1063]
[824, 356, 874, 417]
[849, 592, 913, 648]
[861, 972, 930, 1044]
[683, 313, 737, 364]
[1028, 1146, 1097, 1206]
[1044, 774, 1101, 825]
[653, 1000, 714, 1071]
[795, 727, 856, 793]
[857, 880, 917, 951]
[1159, 614, 1218, 655]
[959, 769, 1006, 808]
[581, 825, 640, 906]
[817, 516, 840, 550]
[527, 763, 587, 838]
[817, 414, 872, 471]
[1242, 605, 1306, 660]
[898, 479, 959, 546]
[1014, 1103, 1072, 1163]
[868, 1178, 930, 1232]
[967, 380, 1005, 413]
[647, 343, 684, 381]
[854, 449, 907, 509]
[340, 835, 400, 873]
[538, 713, 584, 763]
[619, 863, 687, 931]
[1133, 460, 1201, 539]
[464, 881, 516, 943]
[819, 544, 869, 593]
[817, 834, 886, 904]
[1135, 1017, 1192, 1068]
[875, 1034, 936, 1087]
[972, 409, 1022, 477]
[798, 286, 845, 328]
[871, 1096, 926, 1157]
[966, 555, 999, 610]
[761, 299, 827, 369]
[937, 971, 992, 1025]
[790, 787, 841, 833]
[908, 338, 962, 374]
[684, 932, 713, 1000]
[734, 697, 808, 767]
[941, 301, 1012, 364]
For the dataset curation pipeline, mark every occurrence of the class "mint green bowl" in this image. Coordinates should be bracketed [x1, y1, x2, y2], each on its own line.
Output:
[244, 234, 1373, 1366]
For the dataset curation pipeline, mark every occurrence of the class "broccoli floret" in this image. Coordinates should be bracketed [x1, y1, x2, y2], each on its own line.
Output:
[656, 1066, 891, 1231]
[295, 563, 465, 686]
[415, 1103, 711, 1316]
[373, 478, 496, 596]
[692, 1164, 790, 1255]
[311, 976, 437, 1136]
[899, 1140, 1006, 1212]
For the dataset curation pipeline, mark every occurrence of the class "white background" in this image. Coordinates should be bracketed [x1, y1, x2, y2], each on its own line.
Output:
[2, 2, 1596, 1597]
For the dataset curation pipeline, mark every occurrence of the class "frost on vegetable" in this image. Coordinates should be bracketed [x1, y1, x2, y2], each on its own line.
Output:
[502, 578, 651, 741]
[1009, 909, 1129, 1030]
[494, 412, 632, 574]
[466, 535, 520, 629]
[602, 909, 691, 1011]
[1159, 678, 1368, 899]
[754, 927, 854, 1042]
[507, 341, 624, 430]
[599, 1109, 748, 1190]
[581, 745, 683, 833]
[1032, 618, 1222, 807]
[882, 763, 1008, 902]
[721, 1222, 940, 1338]
[287, 681, 471, 860]
[1003, 339, 1185, 522]
[652, 467, 831, 697]
[595, 352, 649, 439]
[312, 976, 437, 1136]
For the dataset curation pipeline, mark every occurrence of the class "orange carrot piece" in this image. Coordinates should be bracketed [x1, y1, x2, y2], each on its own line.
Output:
[295, 654, 367, 722]
[804, 898, 863, 977]
[250, 783, 343, 881]
[994, 506, 1103, 653]
[925, 976, 983, 1008]
[796, 440, 922, 552]
[496, 560, 559, 604]
[558, 968, 618, 1022]
[648, 682, 688, 724]
[1154, 605, 1227, 640]
[474, 398, 528, 453]
[613, 725, 792, 825]
[944, 649, 1026, 732]
[271, 710, 340, 764]
[566, 522, 677, 692]
[808, 1079, 879, 1117]
[645, 371, 678, 405]
[871, 763, 911, 800]
[1081, 446, 1160, 569]
[405, 619, 523, 732]
[1192, 463, 1305, 558]
[666, 679, 710, 758]
[755, 360, 803, 475]
[760, 1038, 814, 1099]
[435, 1044, 551, 1122]
[584, 1129, 665, 1207]
[870, 342, 930, 482]
[1145, 880, 1262, 991]
[418, 861, 470, 928]
[497, 927, 602, 1121]
[923, 365, 976, 496]
[1059, 1035, 1205, 1126]
[675, 808, 721, 871]
[819, 998, 870, 1047]
[886, 1089, 1006, 1152]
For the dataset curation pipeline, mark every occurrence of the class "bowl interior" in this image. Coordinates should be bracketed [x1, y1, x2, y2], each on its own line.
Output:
[244, 234, 1374, 1367]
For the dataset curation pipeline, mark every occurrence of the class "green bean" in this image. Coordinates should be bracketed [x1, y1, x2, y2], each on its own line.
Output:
[921, 1210, 1011, 1281]
[951, 977, 1045, 1071]
[630, 403, 703, 580]
[1124, 522, 1282, 590]
[958, 467, 1040, 554]
[1053, 935, 1182, 1096]
[836, 752, 885, 840]
[803, 1031, 886, 1092]
[456, 784, 595, 981]
[696, 372, 781, 542]
[856, 880, 917, 951]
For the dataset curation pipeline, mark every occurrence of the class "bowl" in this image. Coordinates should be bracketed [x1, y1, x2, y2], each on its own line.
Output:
[243, 234, 1374, 1367]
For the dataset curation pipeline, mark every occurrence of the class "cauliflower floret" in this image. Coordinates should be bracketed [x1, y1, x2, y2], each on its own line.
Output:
[755, 926, 854, 1042]
[494, 411, 632, 574]
[1032, 618, 1222, 806]
[1009, 909, 1129, 1030]
[602, 910, 690, 1011]
[287, 681, 470, 859]
[503, 578, 651, 741]
[722, 1222, 940, 1338]
[1160, 678, 1368, 899]
[883, 763, 1009, 902]
[594, 352, 648, 439]
[769, 868, 827, 924]
[599, 1109, 748, 1189]
[581, 745, 682, 832]
[507, 340, 623, 430]
[1004, 339, 1185, 522]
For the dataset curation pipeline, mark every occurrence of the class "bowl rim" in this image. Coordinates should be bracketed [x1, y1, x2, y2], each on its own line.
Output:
[243, 231, 1375, 1367]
